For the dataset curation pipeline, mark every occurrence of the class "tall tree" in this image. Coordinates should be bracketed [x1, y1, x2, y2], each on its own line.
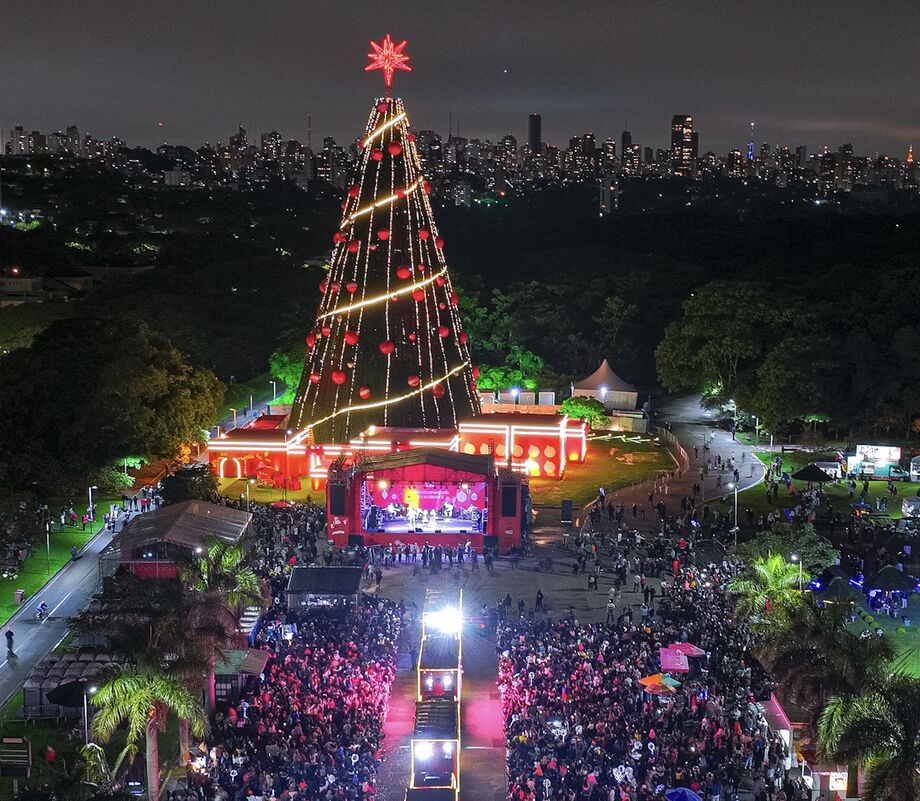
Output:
[818, 674, 920, 801]
[91, 666, 208, 801]
[726, 553, 804, 631]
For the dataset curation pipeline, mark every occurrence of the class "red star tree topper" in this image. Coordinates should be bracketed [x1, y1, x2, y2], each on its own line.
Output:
[288, 37, 480, 443]
[365, 34, 411, 95]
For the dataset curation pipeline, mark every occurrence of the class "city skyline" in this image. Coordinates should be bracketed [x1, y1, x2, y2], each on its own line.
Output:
[4, 1, 920, 155]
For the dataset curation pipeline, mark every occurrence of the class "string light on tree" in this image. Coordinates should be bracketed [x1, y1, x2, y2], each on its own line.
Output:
[288, 36, 480, 443]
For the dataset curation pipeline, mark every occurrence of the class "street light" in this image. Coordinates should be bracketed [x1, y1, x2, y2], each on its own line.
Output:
[246, 478, 255, 506]
[510, 387, 520, 405]
[790, 553, 803, 589]
[598, 384, 608, 407]
[270, 380, 278, 402]
[726, 482, 739, 542]
[230, 407, 238, 429]
[84, 684, 98, 743]
[87, 485, 97, 525]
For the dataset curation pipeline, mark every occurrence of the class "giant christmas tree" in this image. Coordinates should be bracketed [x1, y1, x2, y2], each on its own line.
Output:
[289, 36, 481, 443]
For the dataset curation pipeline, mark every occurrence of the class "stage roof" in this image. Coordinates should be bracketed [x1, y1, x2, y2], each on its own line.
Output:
[414, 698, 459, 739]
[419, 634, 460, 669]
[286, 566, 363, 596]
[573, 359, 636, 392]
[462, 411, 585, 427]
[104, 500, 252, 558]
[355, 447, 495, 481]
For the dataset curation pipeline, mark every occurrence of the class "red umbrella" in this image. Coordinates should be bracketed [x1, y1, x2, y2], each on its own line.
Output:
[668, 642, 706, 658]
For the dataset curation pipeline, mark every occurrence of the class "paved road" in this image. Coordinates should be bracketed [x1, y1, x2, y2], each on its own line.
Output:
[602, 394, 765, 534]
[0, 515, 130, 709]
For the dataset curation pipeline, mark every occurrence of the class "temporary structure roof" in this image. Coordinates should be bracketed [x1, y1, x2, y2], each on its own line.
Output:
[286, 566, 363, 596]
[572, 359, 636, 392]
[354, 447, 495, 482]
[110, 500, 252, 555]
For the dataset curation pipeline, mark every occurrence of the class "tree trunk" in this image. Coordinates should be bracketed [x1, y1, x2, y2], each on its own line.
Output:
[846, 761, 858, 798]
[178, 717, 190, 766]
[207, 655, 216, 713]
[146, 719, 159, 801]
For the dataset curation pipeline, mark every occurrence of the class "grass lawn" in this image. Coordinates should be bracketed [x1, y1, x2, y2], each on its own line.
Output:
[842, 596, 920, 679]
[0, 495, 117, 628]
[529, 434, 675, 508]
[218, 477, 325, 507]
[217, 371, 282, 423]
[733, 451, 912, 524]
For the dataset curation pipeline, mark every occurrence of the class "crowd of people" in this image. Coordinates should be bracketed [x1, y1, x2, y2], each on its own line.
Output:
[497, 565, 805, 801]
[182, 588, 400, 800]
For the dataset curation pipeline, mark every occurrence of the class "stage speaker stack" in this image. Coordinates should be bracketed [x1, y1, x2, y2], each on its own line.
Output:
[329, 482, 347, 516]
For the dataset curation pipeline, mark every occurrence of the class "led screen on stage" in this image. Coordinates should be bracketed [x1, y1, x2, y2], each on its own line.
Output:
[361, 480, 487, 534]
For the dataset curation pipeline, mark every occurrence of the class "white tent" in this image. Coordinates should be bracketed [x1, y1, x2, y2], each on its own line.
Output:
[571, 359, 638, 411]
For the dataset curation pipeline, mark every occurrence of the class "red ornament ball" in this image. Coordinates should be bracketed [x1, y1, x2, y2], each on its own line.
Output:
[331, 370, 347, 385]
[470, 381, 478, 393]
[435, 275, 446, 287]
[330, 281, 341, 292]
[438, 302, 446, 310]
[332, 231, 346, 244]
[340, 200, 348, 211]
[387, 142, 402, 156]
[377, 228, 390, 241]
[348, 184, 360, 198]
[309, 372, 321, 384]
[432, 383, 445, 399]
[376, 101, 388, 112]
[449, 291, 459, 306]
[344, 330, 359, 346]
[412, 288, 426, 302]
[345, 281, 359, 294]
[407, 375, 421, 387]
[306, 333, 317, 349]
[435, 236, 445, 248]
[395, 266, 412, 280]
[396, 187, 406, 199]
[472, 366, 480, 380]
[321, 325, 331, 337]
[371, 148, 383, 161]
[418, 229, 430, 241]
[407, 131, 417, 142]
[369, 243, 378, 251]
[459, 331, 469, 344]
[438, 325, 450, 338]
[319, 279, 327, 293]
[379, 340, 395, 355]
[423, 180, 431, 194]
[408, 332, 417, 341]
[347, 240, 359, 253]
[358, 386, 372, 400]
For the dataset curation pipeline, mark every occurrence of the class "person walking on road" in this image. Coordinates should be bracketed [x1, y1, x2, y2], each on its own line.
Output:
[5, 629, 13, 655]
[535, 589, 544, 612]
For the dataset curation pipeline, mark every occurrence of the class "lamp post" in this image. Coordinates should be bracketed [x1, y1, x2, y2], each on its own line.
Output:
[270, 380, 277, 403]
[728, 398, 737, 440]
[83, 684, 98, 743]
[510, 387, 520, 405]
[87, 485, 97, 527]
[246, 478, 255, 506]
[727, 482, 739, 544]
[790, 553, 803, 590]
[230, 407, 238, 429]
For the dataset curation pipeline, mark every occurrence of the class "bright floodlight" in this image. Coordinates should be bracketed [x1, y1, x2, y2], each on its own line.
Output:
[425, 607, 463, 635]
[442, 673, 453, 689]
[415, 741, 433, 760]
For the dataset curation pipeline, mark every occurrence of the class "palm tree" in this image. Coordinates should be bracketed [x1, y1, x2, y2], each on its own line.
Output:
[727, 552, 804, 629]
[818, 673, 920, 801]
[182, 538, 265, 713]
[91, 665, 208, 801]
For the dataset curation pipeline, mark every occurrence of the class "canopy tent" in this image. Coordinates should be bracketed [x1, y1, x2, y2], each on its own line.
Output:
[659, 647, 690, 673]
[571, 359, 638, 411]
[865, 565, 916, 593]
[815, 577, 864, 603]
[792, 464, 834, 484]
[286, 566, 364, 612]
[668, 642, 706, 657]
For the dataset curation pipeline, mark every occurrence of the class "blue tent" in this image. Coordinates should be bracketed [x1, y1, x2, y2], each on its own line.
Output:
[666, 789, 703, 801]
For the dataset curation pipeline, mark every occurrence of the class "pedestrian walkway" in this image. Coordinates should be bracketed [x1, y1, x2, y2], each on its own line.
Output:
[0, 511, 132, 710]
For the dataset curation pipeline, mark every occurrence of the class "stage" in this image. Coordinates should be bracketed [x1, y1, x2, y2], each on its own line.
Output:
[376, 518, 481, 535]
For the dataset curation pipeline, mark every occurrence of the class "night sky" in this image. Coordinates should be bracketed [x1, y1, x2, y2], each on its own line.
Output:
[3, 0, 920, 156]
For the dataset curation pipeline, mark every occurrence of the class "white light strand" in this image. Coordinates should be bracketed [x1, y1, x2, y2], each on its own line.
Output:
[361, 112, 406, 148]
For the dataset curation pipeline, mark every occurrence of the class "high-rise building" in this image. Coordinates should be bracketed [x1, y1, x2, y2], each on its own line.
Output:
[260, 130, 282, 160]
[528, 113, 542, 157]
[643, 147, 654, 164]
[670, 115, 697, 173]
[10, 126, 27, 155]
[907, 145, 916, 185]
[620, 129, 632, 163]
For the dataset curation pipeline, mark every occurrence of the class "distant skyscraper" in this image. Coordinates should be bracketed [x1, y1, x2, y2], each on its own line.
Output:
[620, 129, 632, 163]
[670, 115, 697, 173]
[528, 113, 542, 156]
[795, 145, 807, 168]
[643, 146, 654, 165]
[747, 122, 755, 162]
[907, 145, 916, 185]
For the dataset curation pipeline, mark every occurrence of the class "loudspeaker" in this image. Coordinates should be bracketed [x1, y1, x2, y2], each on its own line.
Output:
[561, 499, 574, 524]
[501, 485, 517, 517]
[347, 534, 364, 547]
[459, 529, 468, 534]
[329, 482, 347, 516]
[415, 527, 423, 533]
[435, 529, 442, 533]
